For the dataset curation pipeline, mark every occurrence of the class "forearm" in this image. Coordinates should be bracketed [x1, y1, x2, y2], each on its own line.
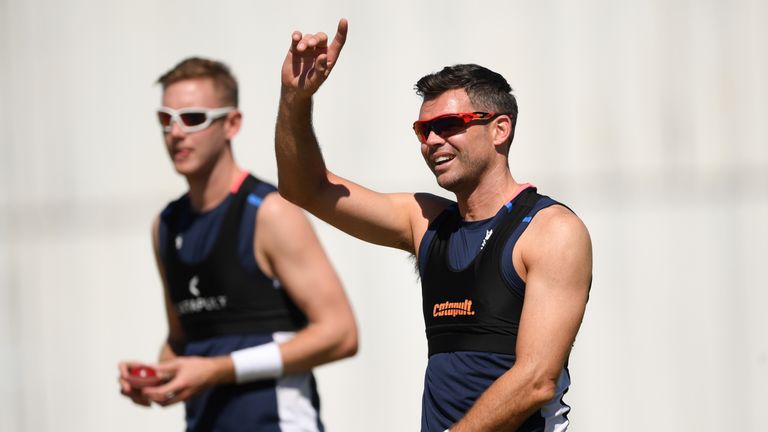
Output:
[279, 318, 357, 375]
[227, 312, 356, 386]
[451, 365, 556, 432]
[274, 88, 330, 206]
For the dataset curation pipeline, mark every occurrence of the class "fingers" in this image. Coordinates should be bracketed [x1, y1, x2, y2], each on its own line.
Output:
[118, 360, 172, 407]
[142, 380, 181, 405]
[153, 361, 177, 376]
[325, 18, 347, 74]
[118, 360, 140, 378]
[121, 387, 152, 407]
[316, 54, 328, 75]
[118, 375, 152, 407]
[142, 360, 186, 405]
[294, 32, 329, 53]
[331, 18, 349, 52]
[146, 387, 185, 407]
[282, 18, 348, 95]
[117, 361, 141, 396]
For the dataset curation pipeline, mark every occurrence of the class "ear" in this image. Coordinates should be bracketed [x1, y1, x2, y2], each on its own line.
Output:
[224, 110, 242, 140]
[491, 114, 513, 148]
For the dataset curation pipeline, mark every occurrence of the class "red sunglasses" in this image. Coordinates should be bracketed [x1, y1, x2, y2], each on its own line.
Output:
[412, 112, 505, 143]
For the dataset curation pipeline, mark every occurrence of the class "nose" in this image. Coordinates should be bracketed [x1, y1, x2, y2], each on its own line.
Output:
[168, 118, 187, 138]
[422, 130, 444, 147]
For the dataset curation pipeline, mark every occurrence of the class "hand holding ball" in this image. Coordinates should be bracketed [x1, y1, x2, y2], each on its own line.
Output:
[127, 365, 164, 388]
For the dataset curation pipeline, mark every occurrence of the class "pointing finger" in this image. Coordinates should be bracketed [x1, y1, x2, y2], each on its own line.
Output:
[333, 18, 348, 49]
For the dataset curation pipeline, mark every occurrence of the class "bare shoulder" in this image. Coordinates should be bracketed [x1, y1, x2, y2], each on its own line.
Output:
[255, 191, 315, 240]
[258, 190, 309, 222]
[409, 192, 454, 254]
[413, 192, 455, 223]
[519, 204, 592, 275]
[528, 205, 589, 241]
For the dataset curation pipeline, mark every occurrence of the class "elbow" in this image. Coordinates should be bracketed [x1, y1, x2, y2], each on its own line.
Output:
[335, 326, 359, 360]
[514, 360, 562, 408]
[277, 183, 303, 206]
[527, 376, 559, 408]
[329, 316, 358, 361]
[277, 181, 321, 213]
[277, 169, 333, 210]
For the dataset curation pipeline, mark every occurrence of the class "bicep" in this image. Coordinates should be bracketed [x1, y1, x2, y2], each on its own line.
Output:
[304, 172, 448, 253]
[515, 210, 592, 376]
[257, 195, 351, 323]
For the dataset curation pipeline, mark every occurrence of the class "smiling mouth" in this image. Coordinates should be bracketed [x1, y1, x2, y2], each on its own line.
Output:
[434, 155, 454, 166]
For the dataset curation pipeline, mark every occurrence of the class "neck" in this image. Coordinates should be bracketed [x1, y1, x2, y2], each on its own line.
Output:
[186, 155, 242, 212]
[455, 165, 521, 221]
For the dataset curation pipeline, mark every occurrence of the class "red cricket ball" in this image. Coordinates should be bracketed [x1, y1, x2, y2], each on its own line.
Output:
[129, 365, 157, 379]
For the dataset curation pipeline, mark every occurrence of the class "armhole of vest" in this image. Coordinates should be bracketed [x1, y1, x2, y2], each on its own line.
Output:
[500, 197, 561, 296]
[238, 180, 278, 276]
[417, 204, 458, 278]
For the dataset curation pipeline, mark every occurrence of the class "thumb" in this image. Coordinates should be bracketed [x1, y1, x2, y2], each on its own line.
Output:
[141, 375, 179, 400]
[153, 361, 179, 380]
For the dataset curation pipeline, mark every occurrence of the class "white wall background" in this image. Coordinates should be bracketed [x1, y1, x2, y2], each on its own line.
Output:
[1, 0, 766, 431]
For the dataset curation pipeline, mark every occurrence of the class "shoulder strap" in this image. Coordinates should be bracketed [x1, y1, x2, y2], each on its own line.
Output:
[488, 188, 542, 261]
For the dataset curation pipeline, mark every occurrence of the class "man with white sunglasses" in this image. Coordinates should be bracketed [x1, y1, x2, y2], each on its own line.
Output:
[275, 20, 592, 432]
[118, 57, 358, 431]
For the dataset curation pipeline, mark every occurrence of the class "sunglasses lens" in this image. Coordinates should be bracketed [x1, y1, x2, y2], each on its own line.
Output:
[431, 116, 466, 137]
[179, 112, 207, 127]
[414, 116, 466, 142]
[413, 113, 494, 142]
[414, 123, 430, 142]
[157, 112, 172, 127]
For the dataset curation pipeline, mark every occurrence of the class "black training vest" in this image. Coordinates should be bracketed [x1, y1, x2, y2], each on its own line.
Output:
[421, 188, 542, 356]
[163, 175, 307, 341]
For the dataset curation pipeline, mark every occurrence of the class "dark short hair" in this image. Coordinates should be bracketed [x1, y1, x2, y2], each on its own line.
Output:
[415, 64, 518, 144]
[157, 57, 238, 106]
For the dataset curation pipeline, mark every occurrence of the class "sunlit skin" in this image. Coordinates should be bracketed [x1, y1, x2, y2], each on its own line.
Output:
[118, 67, 358, 410]
[161, 78, 240, 182]
[418, 89, 517, 219]
[274, 19, 592, 431]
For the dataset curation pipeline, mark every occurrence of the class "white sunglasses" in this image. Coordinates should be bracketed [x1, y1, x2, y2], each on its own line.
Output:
[157, 106, 236, 133]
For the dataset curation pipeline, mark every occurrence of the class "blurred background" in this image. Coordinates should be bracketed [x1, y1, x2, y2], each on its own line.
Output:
[1, 0, 766, 430]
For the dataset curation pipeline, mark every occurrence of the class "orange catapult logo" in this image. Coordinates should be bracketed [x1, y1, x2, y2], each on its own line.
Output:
[433, 299, 476, 317]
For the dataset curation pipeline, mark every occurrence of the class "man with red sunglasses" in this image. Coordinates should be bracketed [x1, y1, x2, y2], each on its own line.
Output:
[118, 57, 358, 431]
[275, 19, 592, 432]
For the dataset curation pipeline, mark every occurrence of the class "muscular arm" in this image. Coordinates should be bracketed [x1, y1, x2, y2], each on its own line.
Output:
[275, 18, 449, 254]
[450, 207, 592, 431]
[254, 193, 357, 372]
[142, 196, 361, 405]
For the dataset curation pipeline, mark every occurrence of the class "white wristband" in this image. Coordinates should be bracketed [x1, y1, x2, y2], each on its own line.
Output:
[230, 341, 283, 384]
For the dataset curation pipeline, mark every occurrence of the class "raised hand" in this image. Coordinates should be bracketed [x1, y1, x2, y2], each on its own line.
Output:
[281, 18, 348, 98]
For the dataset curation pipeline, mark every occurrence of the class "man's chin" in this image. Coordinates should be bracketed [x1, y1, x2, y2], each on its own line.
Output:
[435, 175, 460, 193]
[173, 161, 197, 177]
